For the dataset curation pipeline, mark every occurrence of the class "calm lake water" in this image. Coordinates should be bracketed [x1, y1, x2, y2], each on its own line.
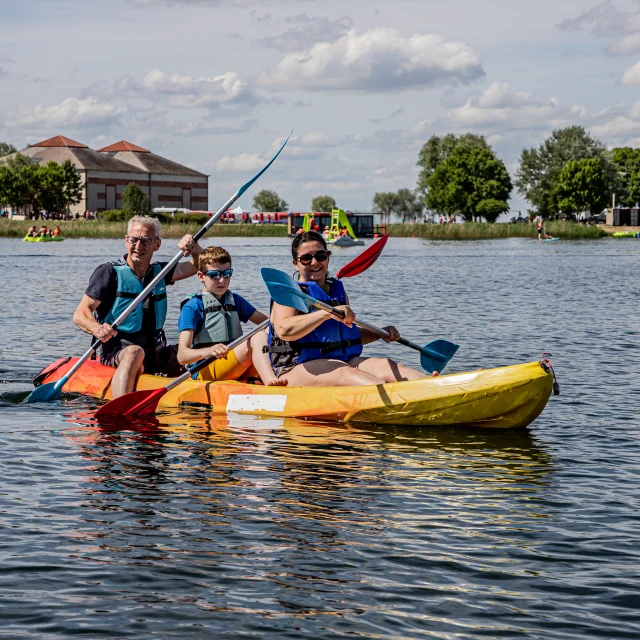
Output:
[1, 236, 639, 638]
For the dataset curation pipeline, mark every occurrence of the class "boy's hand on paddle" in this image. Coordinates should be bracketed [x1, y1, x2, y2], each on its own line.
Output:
[333, 305, 356, 327]
[93, 323, 117, 343]
[209, 343, 229, 360]
[381, 326, 400, 343]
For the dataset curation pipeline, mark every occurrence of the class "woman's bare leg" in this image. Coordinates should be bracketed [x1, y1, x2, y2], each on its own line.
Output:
[249, 330, 288, 386]
[349, 356, 428, 382]
[280, 359, 386, 387]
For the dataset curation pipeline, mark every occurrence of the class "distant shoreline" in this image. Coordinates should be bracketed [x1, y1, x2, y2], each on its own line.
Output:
[1, 219, 609, 240]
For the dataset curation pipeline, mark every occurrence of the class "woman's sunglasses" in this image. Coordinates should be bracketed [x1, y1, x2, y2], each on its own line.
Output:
[204, 268, 233, 280]
[296, 250, 331, 265]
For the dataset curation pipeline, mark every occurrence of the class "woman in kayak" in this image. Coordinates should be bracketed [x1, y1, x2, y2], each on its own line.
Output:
[267, 230, 431, 387]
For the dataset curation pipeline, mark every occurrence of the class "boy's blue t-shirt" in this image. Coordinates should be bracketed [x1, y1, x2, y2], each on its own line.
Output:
[178, 291, 257, 334]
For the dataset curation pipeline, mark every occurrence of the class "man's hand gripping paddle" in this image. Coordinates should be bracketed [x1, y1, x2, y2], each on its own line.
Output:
[27, 133, 292, 404]
[261, 268, 458, 373]
[93, 235, 390, 418]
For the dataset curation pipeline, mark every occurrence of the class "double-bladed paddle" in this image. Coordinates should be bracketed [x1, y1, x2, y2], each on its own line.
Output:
[27, 133, 292, 404]
[93, 235, 391, 418]
[261, 268, 458, 373]
[93, 320, 270, 418]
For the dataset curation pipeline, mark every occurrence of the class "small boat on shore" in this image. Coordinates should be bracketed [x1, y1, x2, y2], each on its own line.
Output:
[35, 357, 554, 428]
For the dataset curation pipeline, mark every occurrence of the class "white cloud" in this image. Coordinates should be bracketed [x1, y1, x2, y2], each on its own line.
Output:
[622, 59, 640, 84]
[559, 2, 640, 55]
[258, 28, 484, 92]
[5, 98, 124, 131]
[216, 153, 265, 172]
[443, 82, 583, 132]
[82, 68, 261, 109]
[256, 14, 353, 52]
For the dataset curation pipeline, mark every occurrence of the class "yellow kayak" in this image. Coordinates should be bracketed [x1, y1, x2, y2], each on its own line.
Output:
[36, 357, 554, 428]
[23, 235, 64, 242]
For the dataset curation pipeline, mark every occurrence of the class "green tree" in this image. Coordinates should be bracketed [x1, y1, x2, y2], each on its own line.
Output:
[372, 191, 397, 224]
[426, 146, 512, 222]
[0, 142, 17, 157]
[417, 133, 489, 206]
[516, 126, 615, 218]
[611, 147, 640, 207]
[311, 195, 336, 212]
[551, 158, 608, 217]
[394, 188, 423, 222]
[0, 165, 13, 208]
[252, 189, 288, 212]
[122, 183, 150, 218]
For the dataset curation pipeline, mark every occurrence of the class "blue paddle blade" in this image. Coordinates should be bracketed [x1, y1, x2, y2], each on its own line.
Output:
[237, 131, 292, 198]
[420, 340, 459, 374]
[26, 376, 67, 403]
[261, 268, 316, 313]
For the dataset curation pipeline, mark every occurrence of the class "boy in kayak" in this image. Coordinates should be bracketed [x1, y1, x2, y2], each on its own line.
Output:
[73, 215, 202, 398]
[177, 246, 286, 386]
[266, 230, 431, 386]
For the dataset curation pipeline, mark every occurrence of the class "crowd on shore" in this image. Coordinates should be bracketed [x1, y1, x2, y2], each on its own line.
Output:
[1, 209, 99, 221]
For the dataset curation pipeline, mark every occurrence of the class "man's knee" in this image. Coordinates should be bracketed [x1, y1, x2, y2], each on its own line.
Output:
[117, 345, 145, 367]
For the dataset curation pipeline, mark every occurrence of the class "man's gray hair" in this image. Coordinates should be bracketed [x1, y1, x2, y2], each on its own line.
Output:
[127, 215, 162, 238]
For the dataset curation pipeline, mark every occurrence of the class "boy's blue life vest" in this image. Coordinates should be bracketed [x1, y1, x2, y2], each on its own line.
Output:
[181, 290, 243, 347]
[266, 277, 362, 370]
[103, 262, 167, 335]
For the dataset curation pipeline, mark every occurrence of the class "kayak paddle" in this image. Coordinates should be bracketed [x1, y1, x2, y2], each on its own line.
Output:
[335, 234, 388, 279]
[27, 133, 292, 404]
[261, 268, 458, 373]
[93, 320, 270, 418]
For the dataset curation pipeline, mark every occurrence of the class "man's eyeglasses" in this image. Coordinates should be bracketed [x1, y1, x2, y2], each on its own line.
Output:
[204, 269, 233, 280]
[296, 250, 331, 265]
[126, 235, 155, 248]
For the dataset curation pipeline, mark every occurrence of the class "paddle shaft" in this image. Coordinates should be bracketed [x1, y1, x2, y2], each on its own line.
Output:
[310, 300, 446, 362]
[165, 320, 269, 392]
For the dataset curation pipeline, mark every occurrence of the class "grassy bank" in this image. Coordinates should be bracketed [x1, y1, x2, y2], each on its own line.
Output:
[2, 218, 608, 240]
[387, 221, 608, 239]
[0, 219, 289, 239]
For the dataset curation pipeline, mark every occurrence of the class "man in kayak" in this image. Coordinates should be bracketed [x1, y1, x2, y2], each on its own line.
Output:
[266, 230, 431, 386]
[73, 215, 203, 398]
[177, 245, 286, 386]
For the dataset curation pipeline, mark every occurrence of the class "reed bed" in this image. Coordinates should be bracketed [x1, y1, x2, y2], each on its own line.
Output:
[2, 218, 608, 240]
[387, 221, 608, 239]
[0, 219, 289, 238]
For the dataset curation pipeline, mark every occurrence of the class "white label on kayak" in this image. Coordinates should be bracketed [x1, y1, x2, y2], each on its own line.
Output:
[226, 394, 287, 413]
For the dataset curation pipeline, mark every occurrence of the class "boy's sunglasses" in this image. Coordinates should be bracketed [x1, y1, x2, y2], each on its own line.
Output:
[296, 250, 331, 265]
[204, 268, 233, 280]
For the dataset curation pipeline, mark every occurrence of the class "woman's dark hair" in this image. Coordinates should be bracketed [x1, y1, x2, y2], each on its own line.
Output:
[291, 230, 327, 259]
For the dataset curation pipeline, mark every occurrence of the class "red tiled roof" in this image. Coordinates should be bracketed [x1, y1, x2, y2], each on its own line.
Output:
[31, 135, 88, 148]
[98, 140, 150, 153]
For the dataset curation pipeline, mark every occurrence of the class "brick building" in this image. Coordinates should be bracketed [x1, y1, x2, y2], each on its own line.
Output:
[7, 135, 208, 214]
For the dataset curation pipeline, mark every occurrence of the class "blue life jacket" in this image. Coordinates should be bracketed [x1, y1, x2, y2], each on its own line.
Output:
[103, 262, 167, 335]
[266, 277, 362, 371]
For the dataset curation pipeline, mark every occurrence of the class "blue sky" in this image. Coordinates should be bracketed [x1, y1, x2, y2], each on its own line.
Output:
[2, 0, 640, 214]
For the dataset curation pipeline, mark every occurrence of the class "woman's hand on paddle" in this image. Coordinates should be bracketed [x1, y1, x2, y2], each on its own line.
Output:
[333, 305, 356, 327]
[381, 325, 400, 343]
[208, 343, 229, 360]
[93, 323, 117, 343]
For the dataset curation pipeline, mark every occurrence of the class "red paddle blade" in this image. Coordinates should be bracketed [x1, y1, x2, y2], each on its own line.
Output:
[335, 233, 389, 279]
[94, 388, 167, 419]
